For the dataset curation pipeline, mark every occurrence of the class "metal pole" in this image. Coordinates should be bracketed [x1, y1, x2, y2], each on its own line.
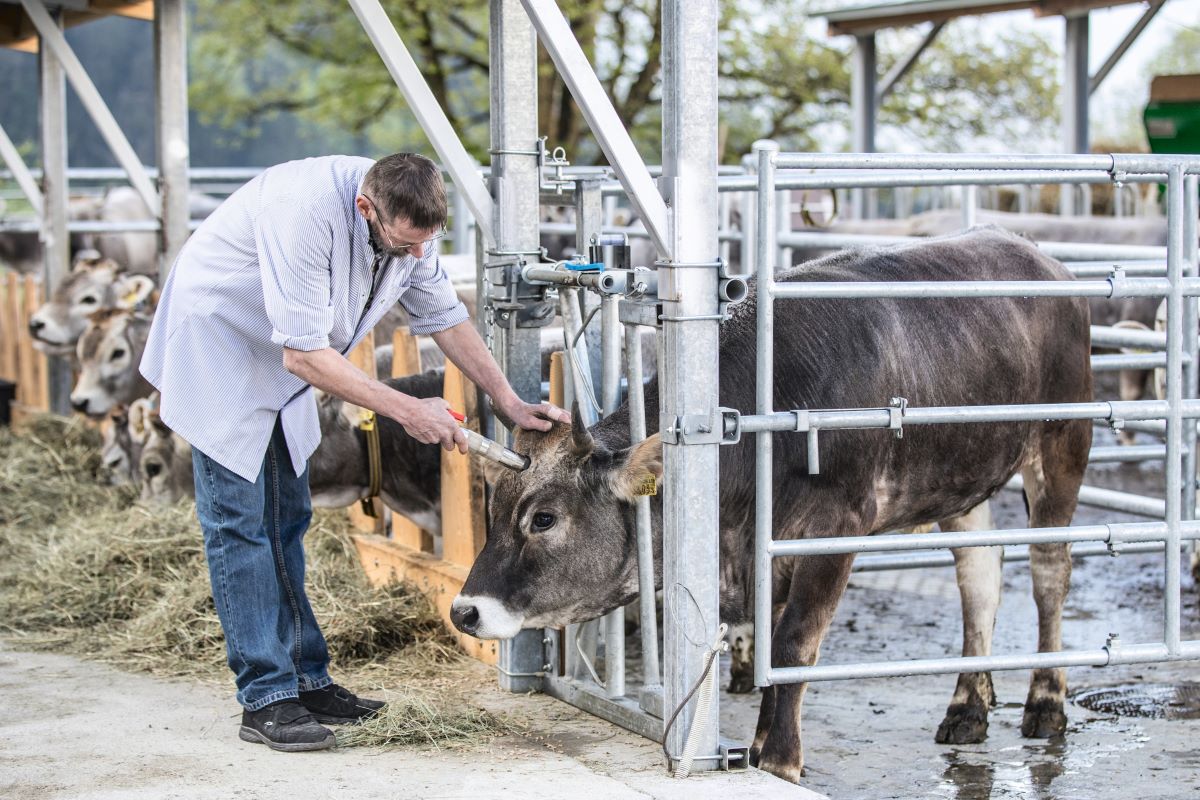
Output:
[660, 0, 721, 766]
[625, 321, 661, 690]
[490, 0, 544, 692]
[1061, 13, 1089, 216]
[519, 0, 671, 256]
[877, 22, 944, 103]
[154, 0, 190, 278]
[348, 0, 496, 244]
[961, 183, 977, 228]
[38, 8, 71, 417]
[1089, 1, 1164, 96]
[851, 33, 876, 220]
[1165, 166, 1184, 655]
[0, 121, 43, 216]
[22, 0, 160, 217]
[1186, 175, 1200, 573]
[753, 140, 778, 689]
[601, 292, 624, 699]
[452, 183, 472, 254]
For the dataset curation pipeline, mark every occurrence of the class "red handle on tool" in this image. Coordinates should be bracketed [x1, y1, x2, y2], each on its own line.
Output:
[447, 409, 466, 423]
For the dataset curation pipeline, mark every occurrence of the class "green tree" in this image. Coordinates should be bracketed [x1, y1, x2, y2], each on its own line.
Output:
[190, 0, 1061, 164]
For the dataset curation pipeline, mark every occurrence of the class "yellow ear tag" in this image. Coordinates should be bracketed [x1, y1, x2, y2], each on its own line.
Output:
[122, 289, 141, 306]
[634, 474, 658, 497]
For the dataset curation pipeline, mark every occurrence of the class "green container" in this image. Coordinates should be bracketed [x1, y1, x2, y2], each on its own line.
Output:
[1144, 101, 1200, 155]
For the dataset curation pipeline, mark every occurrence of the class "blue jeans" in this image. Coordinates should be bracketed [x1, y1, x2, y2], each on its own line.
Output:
[192, 416, 332, 710]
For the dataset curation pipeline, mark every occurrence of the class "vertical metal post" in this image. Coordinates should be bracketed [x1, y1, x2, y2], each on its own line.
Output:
[776, 188, 792, 270]
[1164, 166, 1184, 655]
[741, 189, 757, 278]
[1061, 14, 1089, 217]
[961, 184, 978, 229]
[753, 140, 778, 688]
[660, 0, 721, 766]
[452, 182, 473, 254]
[718, 191, 731, 267]
[625, 321, 661, 691]
[851, 34, 877, 220]
[490, 0, 544, 692]
[38, 8, 71, 416]
[601, 292, 625, 699]
[1184, 176, 1198, 564]
[154, 0, 190, 278]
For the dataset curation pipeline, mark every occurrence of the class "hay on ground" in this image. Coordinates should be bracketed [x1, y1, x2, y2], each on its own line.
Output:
[0, 414, 504, 747]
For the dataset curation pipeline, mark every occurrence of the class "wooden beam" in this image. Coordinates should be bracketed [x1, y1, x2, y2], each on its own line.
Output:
[345, 331, 386, 534]
[390, 326, 434, 553]
[828, 2, 1029, 35]
[23, 275, 47, 412]
[0, 272, 17, 384]
[353, 533, 499, 664]
[439, 360, 486, 569]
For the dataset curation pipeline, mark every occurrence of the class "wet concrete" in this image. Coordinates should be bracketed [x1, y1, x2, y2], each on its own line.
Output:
[710, 371, 1200, 798]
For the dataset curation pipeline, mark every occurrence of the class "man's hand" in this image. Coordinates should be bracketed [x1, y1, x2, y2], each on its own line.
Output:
[495, 394, 571, 432]
[392, 395, 469, 453]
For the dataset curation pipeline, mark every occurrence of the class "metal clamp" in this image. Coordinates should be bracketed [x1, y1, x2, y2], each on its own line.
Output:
[794, 411, 820, 475]
[541, 138, 573, 193]
[1107, 266, 1127, 299]
[653, 257, 726, 270]
[662, 408, 738, 445]
[1109, 417, 1126, 436]
[889, 396, 908, 439]
[1102, 632, 1122, 665]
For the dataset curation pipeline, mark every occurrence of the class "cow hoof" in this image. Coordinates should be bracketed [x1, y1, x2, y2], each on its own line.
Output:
[935, 703, 989, 744]
[728, 672, 757, 694]
[755, 753, 805, 784]
[1020, 702, 1067, 739]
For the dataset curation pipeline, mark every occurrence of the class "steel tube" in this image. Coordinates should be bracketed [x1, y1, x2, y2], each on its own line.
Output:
[1184, 175, 1200, 586]
[489, 0, 543, 692]
[1061, 13, 1089, 215]
[349, 0, 496, 244]
[600, 290, 624, 700]
[625, 322, 660, 689]
[1088, 445, 1168, 463]
[1090, 325, 1168, 350]
[0, 121, 43, 215]
[775, 231, 1168, 262]
[774, 152, 1200, 174]
[850, 34, 876, 220]
[1092, 353, 1173, 372]
[1006, 474, 1167, 518]
[753, 141, 778, 689]
[771, 278, 1177, 300]
[520, 0, 670, 257]
[852, 540, 1187, 573]
[154, 0, 190, 276]
[1165, 167, 1185, 655]
[38, 6, 71, 417]
[715, 170, 1165, 193]
[768, 641, 1200, 685]
[1090, 1, 1164, 95]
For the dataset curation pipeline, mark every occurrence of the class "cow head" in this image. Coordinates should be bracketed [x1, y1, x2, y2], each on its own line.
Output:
[27, 253, 154, 356]
[450, 410, 662, 639]
[99, 403, 140, 486]
[70, 308, 154, 417]
[138, 410, 193, 505]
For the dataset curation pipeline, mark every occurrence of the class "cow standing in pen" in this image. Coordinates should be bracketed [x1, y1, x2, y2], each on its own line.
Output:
[450, 227, 1092, 784]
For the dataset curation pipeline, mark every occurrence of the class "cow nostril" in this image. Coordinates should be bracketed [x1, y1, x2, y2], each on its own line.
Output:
[28, 319, 43, 333]
[71, 399, 88, 413]
[450, 604, 479, 634]
[144, 461, 163, 478]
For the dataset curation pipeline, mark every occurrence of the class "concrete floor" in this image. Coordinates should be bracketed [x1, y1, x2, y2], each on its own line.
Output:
[0, 644, 814, 800]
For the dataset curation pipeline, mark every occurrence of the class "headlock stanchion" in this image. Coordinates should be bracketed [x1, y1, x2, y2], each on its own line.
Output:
[750, 145, 1200, 689]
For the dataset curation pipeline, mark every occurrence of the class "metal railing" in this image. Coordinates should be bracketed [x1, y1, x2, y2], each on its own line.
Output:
[750, 145, 1200, 688]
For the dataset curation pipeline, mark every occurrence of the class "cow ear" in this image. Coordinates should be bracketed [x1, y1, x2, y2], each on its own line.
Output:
[115, 274, 155, 309]
[479, 457, 509, 487]
[571, 401, 594, 458]
[128, 398, 153, 444]
[609, 433, 663, 500]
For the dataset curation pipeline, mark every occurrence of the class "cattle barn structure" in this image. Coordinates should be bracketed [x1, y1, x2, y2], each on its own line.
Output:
[1, 0, 1200, 792]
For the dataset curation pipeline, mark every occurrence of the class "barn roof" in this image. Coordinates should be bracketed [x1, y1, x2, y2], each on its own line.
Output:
[814, 0, 1149, 36]
[0, 1, 152, 52]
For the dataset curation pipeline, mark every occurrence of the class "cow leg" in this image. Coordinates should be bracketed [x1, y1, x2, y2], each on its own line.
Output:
[751, 552, 855, 784]
[936, 502, 1002, 744]
[1020, 423, 1088, 738]
[727, 622, 756, 694]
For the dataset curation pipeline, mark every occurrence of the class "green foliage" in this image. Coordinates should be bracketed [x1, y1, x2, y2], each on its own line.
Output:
[1145, 13, 1200, 78]
[189, 0, 1062, 163]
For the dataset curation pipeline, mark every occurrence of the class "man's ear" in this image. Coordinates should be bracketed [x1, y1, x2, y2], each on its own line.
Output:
[608, 433, 663, 500]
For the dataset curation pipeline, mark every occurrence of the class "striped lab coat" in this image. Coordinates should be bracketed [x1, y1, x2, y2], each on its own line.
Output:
[140, 155, 468, 482]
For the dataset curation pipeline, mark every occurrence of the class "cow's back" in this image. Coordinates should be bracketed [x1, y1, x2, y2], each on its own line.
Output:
[715, 226, 1091, 542]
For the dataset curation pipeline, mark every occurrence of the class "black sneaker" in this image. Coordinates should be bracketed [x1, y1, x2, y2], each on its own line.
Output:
[299, 683, 386, 725]
[239, 700, 336, 752]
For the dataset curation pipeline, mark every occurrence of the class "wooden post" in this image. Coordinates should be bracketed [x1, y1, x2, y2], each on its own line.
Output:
[24, 276, 48, 412]
[345, 330, 385, 534]
[390, 326, 434, 553]
[440, 360, 486, 568]
[549, 350, 565, 408]
[14, 276, 37, 411]
[0, 272, 17, 384]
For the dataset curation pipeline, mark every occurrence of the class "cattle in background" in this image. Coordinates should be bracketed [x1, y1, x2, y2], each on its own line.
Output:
[70, 308, 155, 417]
[136, 406, 195, 505]
[99, 402, 141, 486]
[309, 371, 445, 533]
[27, 253, 155, 357]
[450, 228, 1092, 783]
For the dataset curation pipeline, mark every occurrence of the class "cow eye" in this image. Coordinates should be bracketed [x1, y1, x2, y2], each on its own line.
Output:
[80, 295, 97, 305]
[531, 511, 556, 531]
[110, 348, 127, 361]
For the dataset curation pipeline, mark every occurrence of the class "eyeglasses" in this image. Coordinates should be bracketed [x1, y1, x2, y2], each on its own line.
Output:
[362, 194, 447, 253]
